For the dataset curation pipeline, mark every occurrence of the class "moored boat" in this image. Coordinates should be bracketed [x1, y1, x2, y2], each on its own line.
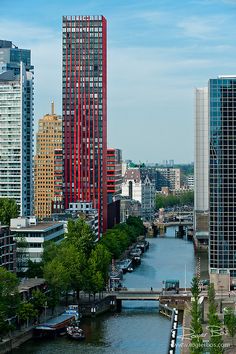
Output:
[67, 324, 85, 340]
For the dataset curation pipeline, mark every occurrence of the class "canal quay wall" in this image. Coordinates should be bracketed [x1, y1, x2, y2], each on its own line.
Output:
[0, 326, 33, 354]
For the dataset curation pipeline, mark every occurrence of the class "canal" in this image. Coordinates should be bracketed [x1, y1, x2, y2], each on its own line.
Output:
[13, 226, 196, 354]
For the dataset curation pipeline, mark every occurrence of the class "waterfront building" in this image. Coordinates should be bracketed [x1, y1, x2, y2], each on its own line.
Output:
[0, 224, 16, 272]
[120, 196, 141, 223]
[121, 168, 155, 220]
[62, 15, 107, 236]
[194, 88, 209, 247]
[209, 76, 236, 290]
[10, 216, 64, 271]
[0, 40, 34, 215]
[34, 103, 63, 219]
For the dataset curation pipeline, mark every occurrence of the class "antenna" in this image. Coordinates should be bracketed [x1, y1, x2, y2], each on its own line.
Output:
[51, 101, 55, 115]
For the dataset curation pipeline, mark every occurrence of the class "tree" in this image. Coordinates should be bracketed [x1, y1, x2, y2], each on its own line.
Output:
[42, 241, 59, 264]
[85, 244, 111, 298]
[0, 268, 19, 318]
[0, 198, 19, 225]
[224, 307, 236, 346]
[17, 303, 38, 328]
[66, 218, 96, 257]
[189, 277, 203, 354]
[30, 289, 47, 319]
[26, 260, 43, 278]
[208, 283, 223, 354]
[0, 312, 14, 341]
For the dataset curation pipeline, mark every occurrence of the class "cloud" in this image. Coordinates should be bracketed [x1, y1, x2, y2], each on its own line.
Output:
[0, 20, 58, 44]
[177, 16, 226, 40]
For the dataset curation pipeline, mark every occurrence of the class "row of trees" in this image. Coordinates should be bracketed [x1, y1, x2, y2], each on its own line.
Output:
[190, 278, 226, 354]
[101, 216, 145, 259]
[155, 190, 194, 210]
[43, 216, 144, 303]
[0, 215, 144, 338]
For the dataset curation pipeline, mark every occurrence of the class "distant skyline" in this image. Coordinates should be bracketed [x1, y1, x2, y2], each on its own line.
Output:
[1, 0, 236, 162]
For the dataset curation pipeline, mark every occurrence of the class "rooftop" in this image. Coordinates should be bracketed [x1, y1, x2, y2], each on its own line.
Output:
[11, 221, 63, 232]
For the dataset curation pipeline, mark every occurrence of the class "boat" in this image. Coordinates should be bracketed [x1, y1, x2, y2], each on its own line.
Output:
[116, 259, 133, 273]
[67, 323, 85, 340]
[34, 305, 81, 337]
[34, 313, 76, 337]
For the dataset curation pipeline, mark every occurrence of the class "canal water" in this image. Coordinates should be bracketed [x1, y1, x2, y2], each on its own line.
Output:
[13, 226, 195, 354]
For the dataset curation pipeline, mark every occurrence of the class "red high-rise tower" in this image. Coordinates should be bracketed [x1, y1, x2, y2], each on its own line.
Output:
[62, 15, 107, 235]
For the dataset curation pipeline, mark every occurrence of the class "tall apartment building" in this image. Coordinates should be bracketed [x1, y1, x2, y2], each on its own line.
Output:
[34, 103, 63, 219]
[209, 76, 236, 290]
[0, 40, 34, 215]
[62, 15, 107, 236]
[194, 88, 209, 245]
[107, 148, 122, 203]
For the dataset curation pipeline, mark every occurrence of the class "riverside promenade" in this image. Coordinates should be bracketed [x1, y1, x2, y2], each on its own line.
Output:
[181, 291, 236, 354]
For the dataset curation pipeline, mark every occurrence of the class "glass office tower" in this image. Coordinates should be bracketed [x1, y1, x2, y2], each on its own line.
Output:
[0, 40, 34, 216]
[62, 16, 107, 235]
[209, 76, 236, 290]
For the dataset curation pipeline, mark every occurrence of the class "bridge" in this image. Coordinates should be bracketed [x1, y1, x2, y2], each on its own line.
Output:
[109, 288, 192, 311]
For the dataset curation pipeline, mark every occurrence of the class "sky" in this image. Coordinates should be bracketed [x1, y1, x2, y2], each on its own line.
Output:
[1, 0, 236, 163]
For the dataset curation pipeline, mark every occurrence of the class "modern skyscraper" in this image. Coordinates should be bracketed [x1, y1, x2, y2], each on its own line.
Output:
[62, 15, 107, 235]
[194, 88, 209, 246]
[34, 103, 63, 219]
[0, 40, 34, 216]
[209, 76, 236, 290]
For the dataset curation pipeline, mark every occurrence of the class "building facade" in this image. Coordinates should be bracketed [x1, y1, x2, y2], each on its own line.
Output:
[194, 88, 209, 246]
[0, 40, 34, 215]
[0, 224, 16, 272]
[34, 104, 63, 219]
[107, 148, 122, 203]
[121, 168, 155, 220]
[156, 168, 181, 191]
[62, 15, 107, 236]
[66, 201, 99, 239]
[11, 216, 64, 271]
[209, 76, 236, 290]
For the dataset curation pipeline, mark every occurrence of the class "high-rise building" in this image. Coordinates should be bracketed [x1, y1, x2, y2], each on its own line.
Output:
[194, 88, 209, 246]
[209, 76, 236, 290]
[62, 15, 107, 236]
[0, 40, 34, 215]
[107, 148, 122, 203]
[34, 103, 63, 219]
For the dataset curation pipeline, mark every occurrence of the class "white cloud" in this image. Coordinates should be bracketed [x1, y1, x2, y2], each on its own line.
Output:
[177, 16, 226, 40]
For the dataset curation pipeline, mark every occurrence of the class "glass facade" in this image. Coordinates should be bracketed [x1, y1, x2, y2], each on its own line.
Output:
[209, 76, 236, 275]
[0, 41, 34, 216]
[62, 16, 107, 235]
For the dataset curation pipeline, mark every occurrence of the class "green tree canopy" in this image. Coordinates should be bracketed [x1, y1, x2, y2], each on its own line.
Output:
[0, 198, 19, 225]
[0, 268, 19, 318]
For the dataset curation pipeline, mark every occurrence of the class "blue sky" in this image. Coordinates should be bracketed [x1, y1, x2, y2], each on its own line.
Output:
[1, 0, 236, 163]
